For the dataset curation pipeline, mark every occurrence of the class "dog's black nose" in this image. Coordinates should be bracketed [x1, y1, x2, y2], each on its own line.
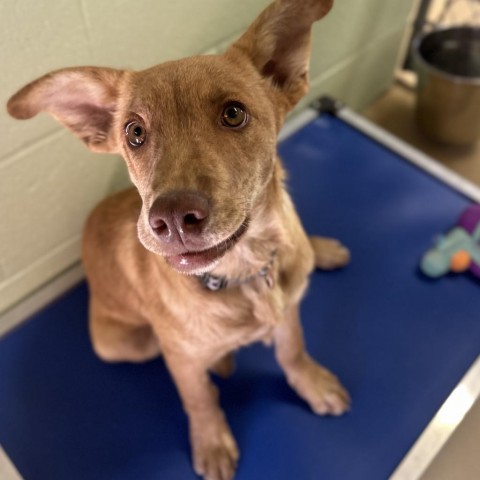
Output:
[149, 191, 210, 245]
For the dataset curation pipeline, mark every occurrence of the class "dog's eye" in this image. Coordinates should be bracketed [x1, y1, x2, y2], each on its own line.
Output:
[125, 121, 147, 147]
[221, 103, 248, 128]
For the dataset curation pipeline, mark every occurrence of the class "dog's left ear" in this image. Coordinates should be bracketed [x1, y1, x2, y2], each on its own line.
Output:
[228, 0, 333, 110]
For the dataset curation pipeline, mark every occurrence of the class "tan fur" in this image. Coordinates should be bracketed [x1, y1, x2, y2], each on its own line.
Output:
[7, 1, 351, 479]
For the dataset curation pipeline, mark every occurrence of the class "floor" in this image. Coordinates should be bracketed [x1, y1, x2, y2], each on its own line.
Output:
[362, 81, 480, 480]
[422, 399, 480, 480]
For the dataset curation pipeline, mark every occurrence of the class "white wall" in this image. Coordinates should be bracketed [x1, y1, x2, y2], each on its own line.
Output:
[0, 0, 416, 316]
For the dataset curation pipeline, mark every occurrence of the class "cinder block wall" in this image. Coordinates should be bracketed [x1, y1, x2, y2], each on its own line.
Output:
[0, 0, 416, 315]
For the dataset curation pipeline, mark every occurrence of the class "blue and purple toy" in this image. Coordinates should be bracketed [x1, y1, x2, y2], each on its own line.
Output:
[420, 204, 480, 278]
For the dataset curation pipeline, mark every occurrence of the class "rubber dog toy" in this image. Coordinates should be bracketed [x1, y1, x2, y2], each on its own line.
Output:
[420, 205, 480, 278]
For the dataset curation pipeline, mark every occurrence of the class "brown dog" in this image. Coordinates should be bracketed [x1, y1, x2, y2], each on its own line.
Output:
[7, 0, 350, 478]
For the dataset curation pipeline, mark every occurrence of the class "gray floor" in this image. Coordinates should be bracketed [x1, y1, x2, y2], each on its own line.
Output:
[421, 399, 480, 480]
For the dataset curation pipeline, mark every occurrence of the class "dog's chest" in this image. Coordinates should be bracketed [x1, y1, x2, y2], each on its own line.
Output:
[164, 279, 282, 357]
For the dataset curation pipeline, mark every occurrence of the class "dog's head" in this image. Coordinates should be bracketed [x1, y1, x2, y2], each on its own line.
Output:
[7, 0, 333, 275]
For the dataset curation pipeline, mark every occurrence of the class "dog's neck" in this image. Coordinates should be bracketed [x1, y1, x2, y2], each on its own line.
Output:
[207, 158, 290, 283]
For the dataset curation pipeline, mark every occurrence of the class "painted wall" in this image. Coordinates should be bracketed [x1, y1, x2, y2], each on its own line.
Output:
[0, 0, 416, 315]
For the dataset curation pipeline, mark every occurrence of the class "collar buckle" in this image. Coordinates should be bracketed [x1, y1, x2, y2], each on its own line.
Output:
[200, 274, 228, 291]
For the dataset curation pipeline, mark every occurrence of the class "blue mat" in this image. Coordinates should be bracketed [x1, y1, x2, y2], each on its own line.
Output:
[1, 113, 479, 480]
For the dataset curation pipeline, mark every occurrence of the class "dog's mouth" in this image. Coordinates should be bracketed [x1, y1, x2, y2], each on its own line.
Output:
[164, 219, 249, 274]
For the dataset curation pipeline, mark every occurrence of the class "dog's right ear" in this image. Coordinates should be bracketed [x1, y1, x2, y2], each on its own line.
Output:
[228, 0, 334, 111]
[7, 67, 127, 153]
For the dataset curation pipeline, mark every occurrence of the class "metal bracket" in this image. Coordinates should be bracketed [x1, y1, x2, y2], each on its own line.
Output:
[311, 95, 344, 116]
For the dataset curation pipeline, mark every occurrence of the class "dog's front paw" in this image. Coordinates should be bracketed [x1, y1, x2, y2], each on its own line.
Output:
[288, 358, 351, 416]
[191, 419, 239, 480]
[309, 236, 350, 270]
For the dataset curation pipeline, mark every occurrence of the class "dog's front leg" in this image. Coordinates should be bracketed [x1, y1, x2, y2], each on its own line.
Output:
[164, 352, 239, 480]
[274, 307, 351, 416]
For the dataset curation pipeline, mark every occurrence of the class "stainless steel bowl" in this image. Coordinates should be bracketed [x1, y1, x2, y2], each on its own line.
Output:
[413, 27, 480, 147]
